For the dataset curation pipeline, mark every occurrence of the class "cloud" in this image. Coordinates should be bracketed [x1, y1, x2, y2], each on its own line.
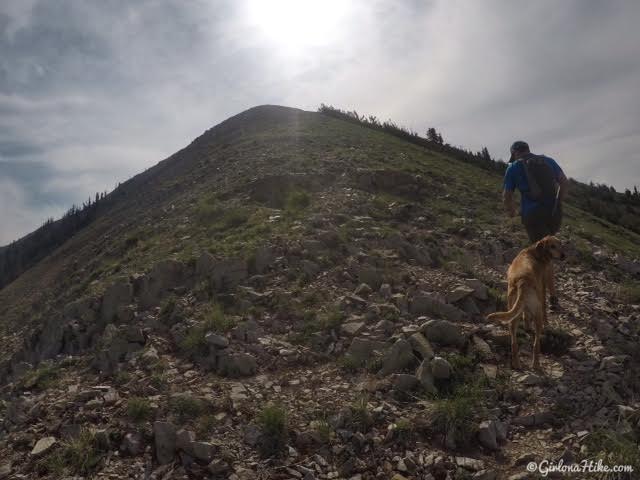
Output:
[1, 0, 639, 245]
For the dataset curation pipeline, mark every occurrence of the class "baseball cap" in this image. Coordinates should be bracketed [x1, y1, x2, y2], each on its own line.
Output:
[509, 140, 529, 162]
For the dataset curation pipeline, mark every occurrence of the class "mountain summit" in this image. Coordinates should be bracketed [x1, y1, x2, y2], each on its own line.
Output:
[0, 105, 639, 478]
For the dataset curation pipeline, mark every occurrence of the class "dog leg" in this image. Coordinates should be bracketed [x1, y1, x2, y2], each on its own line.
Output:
[532, 314, 543, 371]
[509, 317, 521, 370]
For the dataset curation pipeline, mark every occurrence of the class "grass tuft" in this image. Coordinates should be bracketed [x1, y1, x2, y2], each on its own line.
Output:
[257, 403, 288, 457]
[127, 397, 153, 423]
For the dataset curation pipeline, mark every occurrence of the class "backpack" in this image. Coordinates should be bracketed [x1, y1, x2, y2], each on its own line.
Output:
[520, 155, 558, 201]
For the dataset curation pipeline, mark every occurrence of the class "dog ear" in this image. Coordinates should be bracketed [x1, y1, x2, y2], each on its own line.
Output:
[535, 238, 548, 258]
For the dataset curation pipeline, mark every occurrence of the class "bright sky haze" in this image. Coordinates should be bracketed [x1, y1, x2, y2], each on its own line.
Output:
[1, 0, 639, 245]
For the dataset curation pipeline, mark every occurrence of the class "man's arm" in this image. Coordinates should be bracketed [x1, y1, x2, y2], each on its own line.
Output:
[503, 189, 517, 217]
[557, 174, 569, 201]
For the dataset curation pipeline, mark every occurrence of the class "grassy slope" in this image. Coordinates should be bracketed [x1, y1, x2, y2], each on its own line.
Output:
[1, 105, 639, 360]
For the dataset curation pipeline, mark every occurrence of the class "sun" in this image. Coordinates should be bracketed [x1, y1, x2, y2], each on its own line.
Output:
[246, 0, 349, 53]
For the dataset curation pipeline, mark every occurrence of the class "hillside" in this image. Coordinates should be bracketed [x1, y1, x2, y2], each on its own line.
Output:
[0, 105, 639, 479]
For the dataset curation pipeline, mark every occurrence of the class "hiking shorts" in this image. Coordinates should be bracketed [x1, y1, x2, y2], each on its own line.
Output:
[522, 205, 562, 243]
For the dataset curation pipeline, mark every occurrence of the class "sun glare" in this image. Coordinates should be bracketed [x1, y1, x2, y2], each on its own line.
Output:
[246, 0, 349, 52]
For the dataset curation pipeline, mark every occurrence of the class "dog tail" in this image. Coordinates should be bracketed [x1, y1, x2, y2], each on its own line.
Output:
[487, 285, 524, 323]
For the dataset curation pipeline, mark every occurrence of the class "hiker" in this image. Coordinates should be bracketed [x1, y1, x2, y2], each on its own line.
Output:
[502, 140, 568, 310]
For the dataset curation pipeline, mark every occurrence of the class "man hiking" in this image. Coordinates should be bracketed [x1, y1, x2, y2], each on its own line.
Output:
[502, 140, 568, 309]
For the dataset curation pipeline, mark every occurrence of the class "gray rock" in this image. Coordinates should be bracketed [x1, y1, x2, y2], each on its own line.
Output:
[153, 421, 177, 465]
[392, 374, 420, 393]
[430, 356, 452, 380]
[139, 259, 186, 308]
[464, 278, 489, 300]
[0, 463, 10, 479]
[420, 319, 466, 347]
[416, 360, 437, 394]
[208, 459, 231, 475]
[217, 352, 257, 377]
[210, 258, 248, 290]
[31, 437, 56, 457]
[478, 420, 498, 450]
[408, 332, 434, 360]
[346, 337, 386, 365]
[205, 332, 229, 349]
[341, 321, 365, 337]
[379, 283, 392, 299]
[253, 246, 276, 274]
[175, 429, 196, 453]
[121, 432, 144, 456]
[301, 260, 321, 278]
[101, 278, 133, 322]
[378, 339, 417, 376]
[472, 470, 497, 480]
[354, 283, 373, 296]
[190, 441, 217, 463]
[410, 293, 465, 321]
[357, 266, 383, 290]
[446, 285, 475, 303]
[472, 335, 494, 360]
[455, 456, 485, 471]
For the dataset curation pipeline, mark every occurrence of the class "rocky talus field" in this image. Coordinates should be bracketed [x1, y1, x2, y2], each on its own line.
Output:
[0, 106, 639, 479]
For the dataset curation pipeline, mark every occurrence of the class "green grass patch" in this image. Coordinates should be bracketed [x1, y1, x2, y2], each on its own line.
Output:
[169, 394, 209, 422]
[38, 429, 104, 476]
[180, 304, 232, 355]
[21, 364, 60, 391]
[257, 403, 288, 457]
[127, 397, 153, 423]
[432, 382, 485, 448]
[583, 430, 640, 479]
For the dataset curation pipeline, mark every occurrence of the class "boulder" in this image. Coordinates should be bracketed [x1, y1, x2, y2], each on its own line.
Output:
[139, 260, 186, 308]
[415, 360, 437, 394]
[420, 319, 466, 347]
[408, 332, 435, 361]
[464, 278, 489, 300]
[176, 429, 196, 454]
[410, 293, 465, 322]
[153, 421, 177, 465]
[446, 285, 475, 303]
[378, 339, 417, 376]
[346, 337, 386, 366]
[205, 332, 229, 349]
[210, 258, 248, 290]
[121, 432, 144, 456]
[101, 278, 133, 322]
[392, 374, 420, 393]
[430, 356, 452, 380]
[190, 441, 217, 463]
[217, 353, 257, 377]
[478, 420, 498, 450]
[341, 321, 365, 337]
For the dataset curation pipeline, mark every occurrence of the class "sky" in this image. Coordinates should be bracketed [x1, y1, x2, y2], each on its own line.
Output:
[1, 0, 640, 245]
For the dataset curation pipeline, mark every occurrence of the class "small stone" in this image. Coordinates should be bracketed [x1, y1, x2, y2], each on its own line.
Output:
[446, 285, 475, 303]
[420, 319, 465, 347]
[31, 437, 56, 457]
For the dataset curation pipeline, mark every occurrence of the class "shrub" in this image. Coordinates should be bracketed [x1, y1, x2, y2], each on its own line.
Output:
[432, 382, 484, 448]
[127, 397, 153, 423]
[169, 394, 208, 422]
[180, 305, 232, 355]
[39, 429, 103, 475]
[584, 430, 639, 479]
[350, 395, 373, 433]
[22, 364, 59, 391]
[285, 190, 311, 214]
[257, 404, 288, 456]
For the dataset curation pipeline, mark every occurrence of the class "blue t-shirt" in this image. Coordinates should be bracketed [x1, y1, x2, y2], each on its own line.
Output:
[504, 154, 565, 217]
